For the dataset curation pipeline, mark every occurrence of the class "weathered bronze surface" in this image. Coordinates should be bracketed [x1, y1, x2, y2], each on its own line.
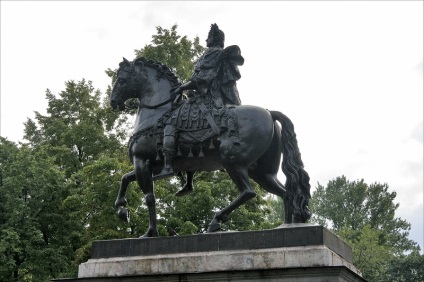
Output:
[110, 24, 311, 237]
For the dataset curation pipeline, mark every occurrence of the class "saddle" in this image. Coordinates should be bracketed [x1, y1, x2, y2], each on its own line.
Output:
[155, 97, 238, 154]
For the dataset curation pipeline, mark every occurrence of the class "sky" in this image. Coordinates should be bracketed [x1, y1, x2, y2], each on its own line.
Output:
[1, 1, 423, 251]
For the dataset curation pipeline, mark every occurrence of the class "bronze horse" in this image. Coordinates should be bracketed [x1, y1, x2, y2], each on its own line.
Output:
[110, 57, 311, 237]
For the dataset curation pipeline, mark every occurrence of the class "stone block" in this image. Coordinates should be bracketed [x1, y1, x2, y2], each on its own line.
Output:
[53, 224, 366, 281]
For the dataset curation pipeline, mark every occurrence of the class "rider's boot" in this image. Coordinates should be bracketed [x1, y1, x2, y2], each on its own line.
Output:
[158, 147, 175, 178]
[155, 127, 176, 180]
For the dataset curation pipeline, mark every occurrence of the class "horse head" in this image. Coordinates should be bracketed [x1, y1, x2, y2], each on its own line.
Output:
[110, 57, 180, 112]
[110, 57, 145, 111]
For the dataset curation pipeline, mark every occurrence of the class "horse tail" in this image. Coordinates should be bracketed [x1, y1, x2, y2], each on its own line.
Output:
[270, 111, 311, 222]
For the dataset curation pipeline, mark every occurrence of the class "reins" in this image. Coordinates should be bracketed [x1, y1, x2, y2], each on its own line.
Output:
[138, 92, 178, 109]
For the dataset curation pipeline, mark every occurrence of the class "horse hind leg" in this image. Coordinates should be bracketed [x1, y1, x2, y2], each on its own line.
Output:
[250, 172, 285, 198]
[115, 170, 136, 222]
[249, 172, 294, 224]
[175, 171, 195, 197]
[208, 166, 256, 232]
[254, 176, 294, 224]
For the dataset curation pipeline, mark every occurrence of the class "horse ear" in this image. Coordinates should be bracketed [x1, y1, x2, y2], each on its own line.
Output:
[123, 57, 130, 66]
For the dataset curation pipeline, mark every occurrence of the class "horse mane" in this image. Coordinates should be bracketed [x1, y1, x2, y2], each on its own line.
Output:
[134, 57, 181, 88]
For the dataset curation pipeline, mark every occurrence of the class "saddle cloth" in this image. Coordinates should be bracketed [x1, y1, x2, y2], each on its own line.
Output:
[158, 99, 238, 144]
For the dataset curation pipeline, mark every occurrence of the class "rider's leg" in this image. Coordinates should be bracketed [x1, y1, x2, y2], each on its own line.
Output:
[156, 125, 176, 179]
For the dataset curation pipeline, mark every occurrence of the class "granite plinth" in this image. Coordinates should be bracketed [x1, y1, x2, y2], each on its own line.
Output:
[53, 224, 366, 281]
[91, 224, 352, 261]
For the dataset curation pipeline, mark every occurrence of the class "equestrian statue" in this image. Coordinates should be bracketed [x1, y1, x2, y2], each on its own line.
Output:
[110, 24, 311, 237]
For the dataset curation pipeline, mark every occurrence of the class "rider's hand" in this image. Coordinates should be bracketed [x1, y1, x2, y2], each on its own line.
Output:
[172, 87, 183, 103]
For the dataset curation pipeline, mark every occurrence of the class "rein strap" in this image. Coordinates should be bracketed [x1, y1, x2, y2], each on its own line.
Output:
[138, 92, 177, 109]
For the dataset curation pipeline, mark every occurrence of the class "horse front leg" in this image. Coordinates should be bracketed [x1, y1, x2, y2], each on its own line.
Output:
[208, 166, 256, 232]
[115, 170, 136, 222]
[134, 158, 159, 238]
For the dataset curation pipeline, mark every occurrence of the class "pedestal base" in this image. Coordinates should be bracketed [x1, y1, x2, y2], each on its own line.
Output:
[54, 224, 366, 281]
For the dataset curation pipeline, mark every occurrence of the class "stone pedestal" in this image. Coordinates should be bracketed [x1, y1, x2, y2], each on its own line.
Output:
[53, 224, 366, 281]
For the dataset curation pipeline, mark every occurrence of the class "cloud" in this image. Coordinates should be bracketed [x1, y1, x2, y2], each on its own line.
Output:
[87, 27, 109, 40]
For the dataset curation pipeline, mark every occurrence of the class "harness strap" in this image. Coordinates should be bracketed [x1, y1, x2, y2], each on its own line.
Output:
[195, 99, 220, 135]
[138, 92, 177, 109]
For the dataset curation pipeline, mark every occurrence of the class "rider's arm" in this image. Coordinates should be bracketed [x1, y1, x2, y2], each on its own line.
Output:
[173, 81, 196, 102]
[178, 81, 196, 92]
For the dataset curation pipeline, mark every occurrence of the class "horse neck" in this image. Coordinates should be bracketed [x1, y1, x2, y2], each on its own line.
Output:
[133, 67, 174, 133]
[133, 105, 171, 134]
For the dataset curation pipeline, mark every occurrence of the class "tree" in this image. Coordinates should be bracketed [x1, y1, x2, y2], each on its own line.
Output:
[0, 138, 75, 281]
[311, 176, 417, 253]
[15, 79, 136, 278]
[135, 24, 205, 81]
[310, 176, 420, 281]
[24, 79, 127, 175]
[337, 225, 391, 280]
[385, 250, 424, 282]
[62, 155, 141, 266]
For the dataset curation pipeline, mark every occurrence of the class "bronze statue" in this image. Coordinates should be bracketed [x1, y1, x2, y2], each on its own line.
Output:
[110, 24, 311, 237]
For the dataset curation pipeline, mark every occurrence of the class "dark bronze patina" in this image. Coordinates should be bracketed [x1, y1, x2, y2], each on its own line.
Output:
[110, 24, 311, 237]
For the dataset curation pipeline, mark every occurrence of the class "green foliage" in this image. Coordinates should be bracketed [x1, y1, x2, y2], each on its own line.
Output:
[338, 225, 391, 280]
[0, 76, 134, 280]
[384, 250, 424, 281]
[180, 221, 198, 235]
[63, 155, 143, 265]
[266, 196, 285, 226]
[0, 139, 74, 281]
[310, 176, 420, 281]
[23, 79, 128, 177]
[310, 175, 417, 254]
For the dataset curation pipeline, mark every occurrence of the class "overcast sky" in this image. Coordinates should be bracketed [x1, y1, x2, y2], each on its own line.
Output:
[1, 1, 423, 251]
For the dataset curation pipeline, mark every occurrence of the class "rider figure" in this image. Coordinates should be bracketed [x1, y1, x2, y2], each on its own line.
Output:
[155, 23, 244, 180]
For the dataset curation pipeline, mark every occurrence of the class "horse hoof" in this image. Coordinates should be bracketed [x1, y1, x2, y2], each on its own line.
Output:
[207, 223, 221, 233]
[139, 229, 159, 238]
[118, 208, 130, 222]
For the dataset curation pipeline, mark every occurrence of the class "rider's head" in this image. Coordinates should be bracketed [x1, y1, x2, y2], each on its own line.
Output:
[207, 23, 225, 48]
